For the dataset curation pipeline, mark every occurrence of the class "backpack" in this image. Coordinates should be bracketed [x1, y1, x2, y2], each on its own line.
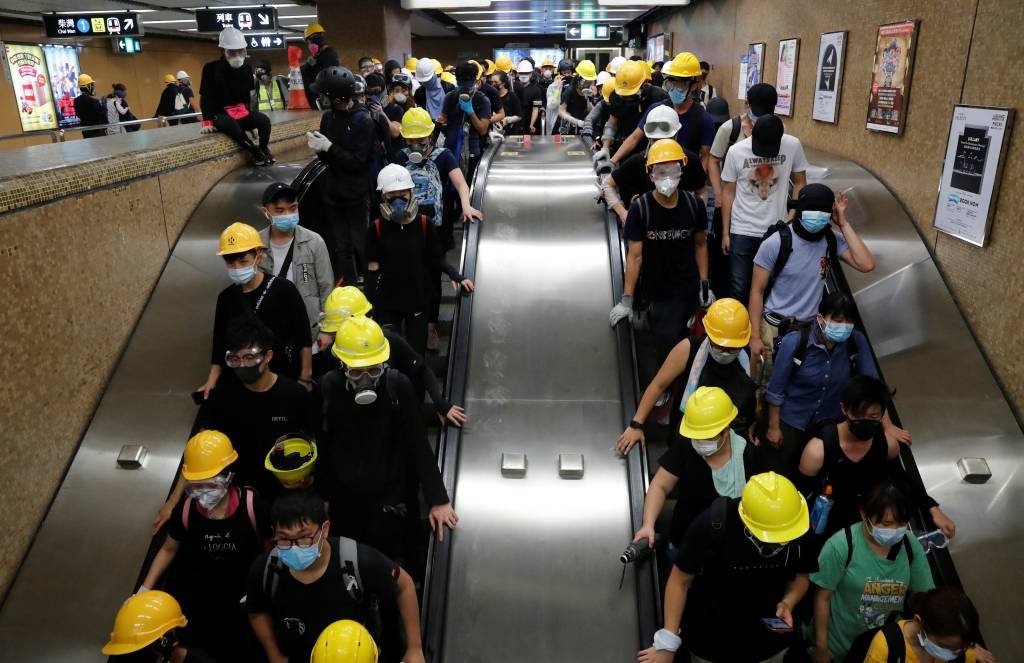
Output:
[785, 323, 859, 377]
[173, 89, 187, 112]
[728, 115, 742, 149]
[404, 149, 445, 227]
[843, 613, 906, 663]
[759, 221, 838, 304]
[181, 485, 258, 532]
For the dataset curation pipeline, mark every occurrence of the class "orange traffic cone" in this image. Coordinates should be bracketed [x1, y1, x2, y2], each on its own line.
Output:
[287, 45, 311, 110]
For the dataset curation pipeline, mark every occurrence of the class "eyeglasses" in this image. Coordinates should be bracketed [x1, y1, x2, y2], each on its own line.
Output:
[225, 349, 265, 368]
[275, 525, 323, 550]
[345, 365, 385, 381]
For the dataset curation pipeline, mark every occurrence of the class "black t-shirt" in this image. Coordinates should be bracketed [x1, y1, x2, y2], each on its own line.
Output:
[245, 537, 400, 661]
[440, 90, 492, 159]
[621, 191, 706, 302]
[499, 91, 524, 134]
[198, 376, 316, 499]
[479, 82, 503, 113]
[677, 499, 817, 660]
[515, 82, 544, 134]
[166, 486, 270, 604]
[383, 101, 406, 124]
[384, 329, 450, 415]
[807, 422, 891, 535]
[211, 274, 312, 380]
[561, 84, 590, 120]
[611, 146, 706, 205]
[364, 216, 459, 312]
[682, 336, 758, 433]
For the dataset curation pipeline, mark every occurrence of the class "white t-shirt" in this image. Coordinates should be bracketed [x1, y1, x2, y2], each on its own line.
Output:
[269, 238, 294, 282]
[721, 133, 808, 238]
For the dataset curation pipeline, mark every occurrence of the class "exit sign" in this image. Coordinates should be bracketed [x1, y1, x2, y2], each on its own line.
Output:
[113, 36, 142, 54]
[566, 22, 610, 41]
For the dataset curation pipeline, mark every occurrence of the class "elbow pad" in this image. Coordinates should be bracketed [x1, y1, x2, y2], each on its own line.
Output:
[601, 123, 616, 143]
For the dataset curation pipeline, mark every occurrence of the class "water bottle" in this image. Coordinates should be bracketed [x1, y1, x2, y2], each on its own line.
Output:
[810, 485, 834, 535]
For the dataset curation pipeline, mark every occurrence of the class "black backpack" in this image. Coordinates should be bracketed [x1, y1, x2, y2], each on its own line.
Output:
[760, 221, 838, 303]
[784, 323, 859, 376]
[843, 612, 906, 662]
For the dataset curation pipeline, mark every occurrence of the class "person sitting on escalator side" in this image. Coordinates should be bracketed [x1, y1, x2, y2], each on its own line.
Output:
[198, 27, 274, 166]
[102, 590, 218, 662]
[798, 375, 955, 542]
[638, 472, 816, 663]
[617, 298, 757, 456]
[609, 139, 712, 365]
[365, 164, 473, 356]
[748, 183, 876, 385]
[141, 431, 271, 662]
[318, 316, 458, 564]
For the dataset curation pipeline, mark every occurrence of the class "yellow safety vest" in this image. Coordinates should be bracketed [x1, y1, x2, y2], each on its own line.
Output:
[258, 81, 284, 112]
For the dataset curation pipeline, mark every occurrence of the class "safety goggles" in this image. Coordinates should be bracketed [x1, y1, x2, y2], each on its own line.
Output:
[651, 163, 683, 179]
[745, 528, 788, 558]
[645, 120, 675, 137]
[225, 348, 265, 368]
[662, 77, 692, 92]
[345, 365, 385, 381]
[390, 73, 412, 88]
[186, 474, 232, 493]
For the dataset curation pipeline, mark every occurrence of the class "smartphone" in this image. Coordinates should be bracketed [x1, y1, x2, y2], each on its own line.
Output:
[191, 390, 205, 406]
[760, 617, 793, 632]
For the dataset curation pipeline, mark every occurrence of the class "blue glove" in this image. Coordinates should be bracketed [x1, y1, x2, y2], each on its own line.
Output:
[458, 97, 475, 116]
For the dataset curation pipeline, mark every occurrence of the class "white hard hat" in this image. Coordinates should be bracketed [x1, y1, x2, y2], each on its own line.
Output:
[644, 103, 682, 139]
[175, 70, 190, 80]
[415, 58, 436, 83]
[218, 27, 246, 50]
[377, 163, 414, 193]
[608, 56, 627, 74]
[596, 71, 611, 87]
[516, 59, 534, 74]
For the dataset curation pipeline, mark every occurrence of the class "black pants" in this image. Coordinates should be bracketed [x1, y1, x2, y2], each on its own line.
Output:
[213, 111, 271, 150]
[377, 308, 428, 357]
[648, 297, 695, 365]
[325, 196, 368, 284]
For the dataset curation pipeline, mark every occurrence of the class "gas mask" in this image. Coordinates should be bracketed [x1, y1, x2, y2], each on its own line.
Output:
[345, 365, 386, 405]
[408, 141, 431, 164]
[381, 195, 418, 224]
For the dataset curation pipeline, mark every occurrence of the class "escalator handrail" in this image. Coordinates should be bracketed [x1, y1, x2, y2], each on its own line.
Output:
[420, 138, 503, 662]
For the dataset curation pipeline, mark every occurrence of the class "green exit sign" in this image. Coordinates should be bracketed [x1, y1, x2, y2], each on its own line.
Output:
[113, 36, 142, 54]
[581, 23, 595, 40]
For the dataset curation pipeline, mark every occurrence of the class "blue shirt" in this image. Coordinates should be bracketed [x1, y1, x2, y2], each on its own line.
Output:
[764, 328, 878, 430]
[754, 228, 849, 321]
[638, 100, 715, 154]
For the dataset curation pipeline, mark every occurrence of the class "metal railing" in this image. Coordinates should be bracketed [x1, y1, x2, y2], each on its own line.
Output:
[0, 112, 203, 144]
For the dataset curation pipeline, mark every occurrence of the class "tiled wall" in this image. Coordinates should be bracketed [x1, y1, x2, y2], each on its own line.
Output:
[0, 122, 313, 599]
[649, 0, 1024, 420]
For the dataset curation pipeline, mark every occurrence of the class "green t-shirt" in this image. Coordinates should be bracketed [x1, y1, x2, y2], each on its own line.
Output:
[810, 525, 935, 659]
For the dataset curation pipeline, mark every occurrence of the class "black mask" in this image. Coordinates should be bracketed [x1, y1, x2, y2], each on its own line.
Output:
[848, 419, 883, 441]
[233, 364, 263, 385]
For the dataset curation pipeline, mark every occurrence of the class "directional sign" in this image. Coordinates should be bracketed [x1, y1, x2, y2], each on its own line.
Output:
[594, 23, 610, 40]
[113, 36, 143, 54]
[566, 23, 582, 40]
[245, 33, 286, 50]
[44, 13, 141, 37]
[195, 8, 277, 32]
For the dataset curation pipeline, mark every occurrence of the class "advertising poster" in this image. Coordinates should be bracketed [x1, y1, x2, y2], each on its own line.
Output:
[934, 106, 1014, 247]
[745, 42, 764, 91]
[775, 37, 799, 116]
[813, 30, 846, 123]
[737, 53, 748, 100]
[866, 19, 918, 134]
[43, 44, 82, 128]
[646, 34, 665, 63]
[4, 43, 58, 131]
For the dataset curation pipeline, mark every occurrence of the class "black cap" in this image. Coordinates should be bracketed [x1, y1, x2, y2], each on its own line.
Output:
[751, 114, 784, 158]
[788, 183, 835, 213]
[706, 97, 730, 124]
[746, 82, 778, 117]
[262, 182, 298, 206]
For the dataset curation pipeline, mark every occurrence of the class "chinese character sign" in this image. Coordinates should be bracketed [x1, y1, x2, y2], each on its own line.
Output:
[4, 43, 58, 131]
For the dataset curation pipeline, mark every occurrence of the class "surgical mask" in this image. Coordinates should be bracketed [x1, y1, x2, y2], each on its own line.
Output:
[917, 633, 961, 662]
[228, 264, 256, 285]
[709, 347, 741, 364]
[233, 363, 263, 385]
[800, 210, 831, 234]
[271, 212, 300, 233]
[519, 74, 531, 85]
[228, 56, 245, 69]
[668, 88, 688, 105]
[847, 418, 882, 441]
[278, 532, 323, 571]
[346, 366, 385, 405]
[543, 69, 553, 79]
[655, 176, 680, 197]
[748, 110, 760, 122]
[822, 320, 854, 343]
[189, 484, 228, 511]
[393, 92, 407, 104]
[691, 435, 723, 457]
[114, 89, 126, 99]
[870, 523, 908, 547]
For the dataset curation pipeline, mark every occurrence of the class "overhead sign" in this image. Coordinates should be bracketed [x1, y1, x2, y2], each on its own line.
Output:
[566, 22, 610, 41]
[195, 8, 277, 32]
[245, 33, 285, 50]
[43, 13, 141, 37]
[594, 24, 610, 39]
[113, 36, 143, 54]
[565, 23, 582, 40]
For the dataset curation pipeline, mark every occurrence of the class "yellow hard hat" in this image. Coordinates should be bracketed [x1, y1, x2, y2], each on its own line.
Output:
[434, 59, 443, 75]
[645, 138, 686, 168]
[613, 60, 645, 96]
[164, 74, 177, 84]
[468, 59, 484, 80]
[304, 23, 325, 39]
[217, 222, 265, 255]
[371, 58, 381, 65]
[400, 106, 435, 140]
[602, 76, 615, 102]
[662, 51, 701, 79]
[638, 59, 653, 82]
[310, 620, 379, 663]
[541, 58, 555, 68]
[575, 59, 598, 81]
[265, 434, 318, 487]
[405, 57, 419, 71]
[78, 74, 95, 86]
[679, 386, 738, 439]
[321, 286, 373, 333]
[101, 591, 188, 655]
[484, 59, 496, 75]
[703, 298, 751, 348]
[331, 316, 390, 368]
[738, 472, 810, 543]
[182, 430, 238, 481]
[495, 53, 513, 73]
[440, 71, 457, 86]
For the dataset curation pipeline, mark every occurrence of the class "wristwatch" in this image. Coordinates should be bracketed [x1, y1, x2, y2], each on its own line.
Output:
[629, 419, 643, 430]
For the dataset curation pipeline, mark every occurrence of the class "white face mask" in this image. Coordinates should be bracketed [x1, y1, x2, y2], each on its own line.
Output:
[655, 176, 680, 197]
[691, 434, 724, 457]
[518, 74, 531, 85]
[393, 92, 407, 104]
[228, 55, 245, 69]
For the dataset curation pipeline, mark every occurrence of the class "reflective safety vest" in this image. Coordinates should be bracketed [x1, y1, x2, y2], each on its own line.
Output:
[258, 80, 285, 112]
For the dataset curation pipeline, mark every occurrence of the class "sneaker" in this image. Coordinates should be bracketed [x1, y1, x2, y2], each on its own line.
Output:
[426, 323, 441, 351]
[262, 148, 276, 164]
[250, 147, 266, 166]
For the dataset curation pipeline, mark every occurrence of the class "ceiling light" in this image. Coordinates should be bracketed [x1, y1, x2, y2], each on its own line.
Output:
[280, 14, 317, 18]
[448, 8, 641, 14]
[145, 19, 196, 24]
[598, 0, 690, 4]
[401, 0, 490, 8]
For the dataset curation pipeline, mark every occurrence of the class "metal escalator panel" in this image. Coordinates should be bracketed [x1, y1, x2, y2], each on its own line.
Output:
[440, 138, 640, 662]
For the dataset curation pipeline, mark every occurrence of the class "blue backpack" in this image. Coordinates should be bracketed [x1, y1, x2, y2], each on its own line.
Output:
[403, 147, 446, 227]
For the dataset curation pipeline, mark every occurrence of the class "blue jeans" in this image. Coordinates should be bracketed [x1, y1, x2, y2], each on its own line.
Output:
[729, 233, 764, 305]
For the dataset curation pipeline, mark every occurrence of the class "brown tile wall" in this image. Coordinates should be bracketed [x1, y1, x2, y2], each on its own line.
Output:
[649, 0, 1024, 418]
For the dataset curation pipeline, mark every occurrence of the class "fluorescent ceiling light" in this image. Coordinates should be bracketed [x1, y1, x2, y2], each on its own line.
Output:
[281, 14, 317, 18]
[449, 8, 641, 14]
[599, 0, 689, 4]
[145, 19, 196, 24]
[401, 0, 490, 8]
[461, 18, 621, 23]
[56, 8, 155, 12]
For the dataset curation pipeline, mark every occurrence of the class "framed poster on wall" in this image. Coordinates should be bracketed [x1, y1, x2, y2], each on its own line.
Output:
[866, 19, 919, 134]
[775, 37, 799, 116]
[933, 105, 1014, 247]
[646, 34, 666, 63]
[4, 43, 58, 132]
[43, 44, 82, 128]
[737, 52, 748, 99]
[745, 42, 765, 91]
[812, 30, 847, 123]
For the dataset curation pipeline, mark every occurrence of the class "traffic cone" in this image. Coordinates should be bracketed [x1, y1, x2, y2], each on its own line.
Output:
[287, 45, 311, 110]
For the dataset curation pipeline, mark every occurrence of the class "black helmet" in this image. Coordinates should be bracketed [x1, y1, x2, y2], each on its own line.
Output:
[313, 66, 356, 101]
[557, 58, 573, 74]
[353, 74, 367, 95]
